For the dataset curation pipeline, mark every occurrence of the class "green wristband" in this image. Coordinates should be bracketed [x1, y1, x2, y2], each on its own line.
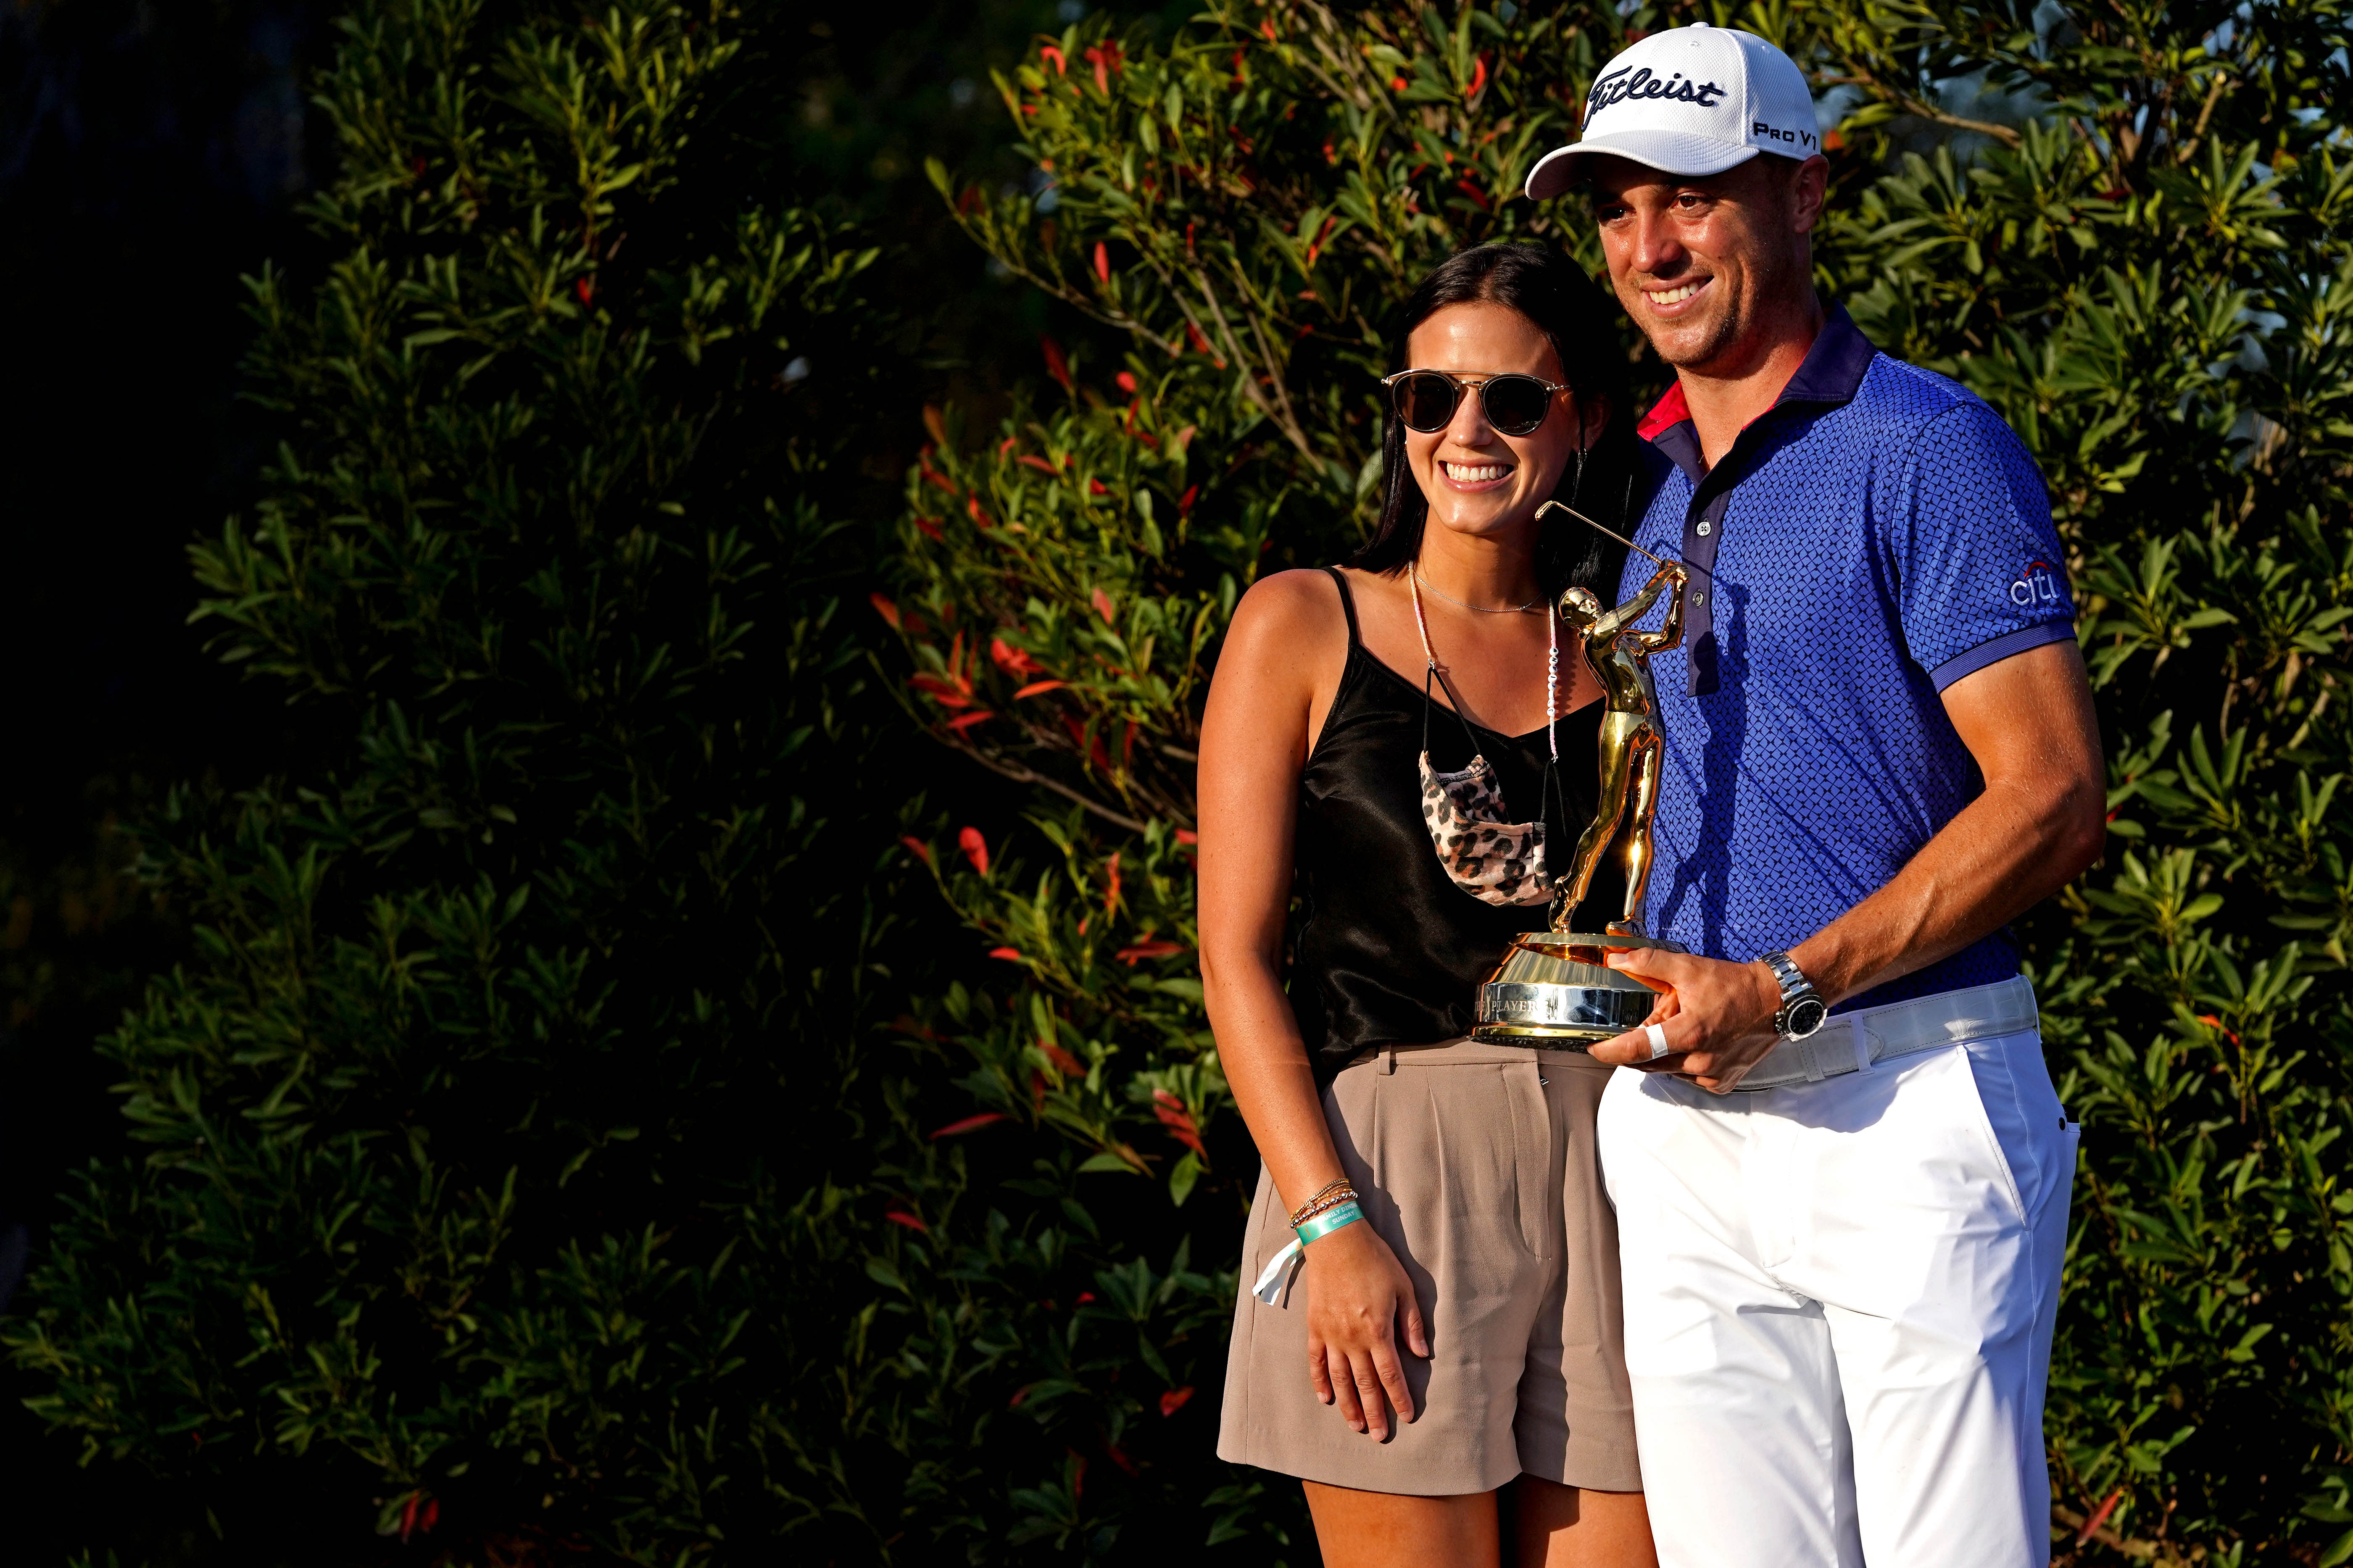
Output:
[1293, 1198, 1364, 1246]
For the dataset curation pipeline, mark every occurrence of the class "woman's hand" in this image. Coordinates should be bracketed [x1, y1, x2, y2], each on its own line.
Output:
[1302, 1220, 1431, 1439]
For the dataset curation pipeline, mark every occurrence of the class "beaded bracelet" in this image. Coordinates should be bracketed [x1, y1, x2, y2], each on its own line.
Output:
[1286, 1179, 1355, 1228]
[1291, 1189, 1357, 1228]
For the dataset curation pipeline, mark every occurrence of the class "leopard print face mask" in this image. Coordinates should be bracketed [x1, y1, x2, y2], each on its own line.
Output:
[1419, 750, 1552, 906]
[1409, 570, 1560, 909]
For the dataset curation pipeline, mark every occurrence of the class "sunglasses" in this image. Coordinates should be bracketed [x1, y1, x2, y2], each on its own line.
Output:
[1381, 370, 1568, 437]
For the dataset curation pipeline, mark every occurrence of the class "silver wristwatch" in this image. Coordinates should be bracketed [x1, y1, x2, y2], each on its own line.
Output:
[1758, 950, 1828, 1040]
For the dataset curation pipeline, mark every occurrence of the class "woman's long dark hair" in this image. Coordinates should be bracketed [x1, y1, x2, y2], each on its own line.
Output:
[1350, 242, 1637, 602]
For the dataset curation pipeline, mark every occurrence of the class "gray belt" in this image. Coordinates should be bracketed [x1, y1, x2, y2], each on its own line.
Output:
[1731, 974, 2039, 1092]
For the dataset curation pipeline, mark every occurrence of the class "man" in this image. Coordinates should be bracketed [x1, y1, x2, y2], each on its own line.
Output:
[1523, 24, 2105, 1568]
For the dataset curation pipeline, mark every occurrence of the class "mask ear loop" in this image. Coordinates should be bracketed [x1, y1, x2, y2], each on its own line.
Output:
[1410, 568, 1486, 759]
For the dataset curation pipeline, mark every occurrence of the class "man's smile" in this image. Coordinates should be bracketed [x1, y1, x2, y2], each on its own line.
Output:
[1642, 278, 1712, 314]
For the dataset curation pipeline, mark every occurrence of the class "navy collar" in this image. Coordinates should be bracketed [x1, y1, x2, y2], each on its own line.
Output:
[1637, 303, 1877, 483]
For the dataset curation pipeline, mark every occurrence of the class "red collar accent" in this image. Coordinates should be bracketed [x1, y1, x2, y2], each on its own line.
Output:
[1636, 379, 1691, 441]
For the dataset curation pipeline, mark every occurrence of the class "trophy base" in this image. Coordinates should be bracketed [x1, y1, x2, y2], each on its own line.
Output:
[1471, 931, 1686, 1048]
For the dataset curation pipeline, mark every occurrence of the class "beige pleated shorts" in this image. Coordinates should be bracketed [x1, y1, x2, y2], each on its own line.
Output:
[1217, 1038, 1642, 1497]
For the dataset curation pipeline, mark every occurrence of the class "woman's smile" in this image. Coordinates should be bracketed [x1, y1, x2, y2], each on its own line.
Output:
[1440, 458, 1517, 491]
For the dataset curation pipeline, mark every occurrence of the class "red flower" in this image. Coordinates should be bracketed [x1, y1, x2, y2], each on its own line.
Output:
[989, 946, 1025, 962]
[1153, 1088, 1208, 1157]
[1117, 938, 1189, 965]
[1017, 453, 1060, 476]
[991, 637, 1040, 676]
[958, 826, 990, 876]
[1390, 74, 1408, 91]
[1040, 42, 1065, 74]
[1102, 851, 1122, 913]
[398, 1493, 440, 1542]
[920, 462, 957, 494]
[2078, 1489, 2124, 1544]
[1303, 214, 1336, 267]
[967, 496, 994, 529]
[1115, 370, 1138, 395]
[1014, 679, 1067, 699]
[1091, 587, 1117, 625]
[931, 1112, 1009, 1139]
[900, 835, 933, 866]
[1041, 334, 1072, 391]
[1093, 241, 1112, 285]
[1159, 1386, 1195, 1417]
[912, 517, 944, 541]
[884, 1208, 929, 1232]
[1041, 1041, 1088, 1078]
[870, 593, 902, 631]
[945, 710, 996, 734]
[1177, 484, 1199, 515]
[909, 673, 972, 708]
[574, 276, 595, 306]
[1467, 53, 1488, 100]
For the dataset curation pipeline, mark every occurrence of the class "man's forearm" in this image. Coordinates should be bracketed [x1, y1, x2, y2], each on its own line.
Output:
[1790, 771, 2103, 1007]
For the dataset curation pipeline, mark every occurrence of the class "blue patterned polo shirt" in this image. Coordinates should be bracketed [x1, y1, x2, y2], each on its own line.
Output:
[1620, 304, 2076, 1011]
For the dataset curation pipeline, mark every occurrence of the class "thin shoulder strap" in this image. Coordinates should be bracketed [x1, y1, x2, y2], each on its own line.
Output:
[1323, 566, 1362, 647]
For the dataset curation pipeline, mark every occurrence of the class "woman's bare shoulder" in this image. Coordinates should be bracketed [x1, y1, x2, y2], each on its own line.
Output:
[1225, 567, 1348, 655]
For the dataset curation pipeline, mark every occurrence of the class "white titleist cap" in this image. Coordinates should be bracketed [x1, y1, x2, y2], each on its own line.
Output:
[1523, 24, 1820, 199]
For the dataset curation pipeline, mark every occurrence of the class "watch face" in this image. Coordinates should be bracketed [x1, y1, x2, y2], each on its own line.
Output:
[1786, 997, 1829, 1038]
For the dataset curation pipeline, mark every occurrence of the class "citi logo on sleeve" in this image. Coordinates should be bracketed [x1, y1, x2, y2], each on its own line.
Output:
[1586, 66, 1729, 121]
[2009, 560, 2066, 607]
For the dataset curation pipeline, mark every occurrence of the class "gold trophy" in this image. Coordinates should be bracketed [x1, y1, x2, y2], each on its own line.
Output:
[1473, 504, 1692, 1046]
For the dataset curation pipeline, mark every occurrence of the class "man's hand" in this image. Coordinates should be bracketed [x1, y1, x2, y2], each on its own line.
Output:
[1589, 947, 1785, 1093]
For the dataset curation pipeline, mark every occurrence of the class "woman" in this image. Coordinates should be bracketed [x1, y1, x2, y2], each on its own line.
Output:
[1199, 242, 1656, 1567]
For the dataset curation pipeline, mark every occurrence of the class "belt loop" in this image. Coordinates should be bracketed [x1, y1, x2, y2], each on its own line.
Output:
[1381, 1044, 1397, 1075]
[1799, 1035, 1829, 1084]
[1853, 1020, 1874, 1075]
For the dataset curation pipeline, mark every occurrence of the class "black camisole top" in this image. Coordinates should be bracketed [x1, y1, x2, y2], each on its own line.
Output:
[1289, 568, 1618, 1076]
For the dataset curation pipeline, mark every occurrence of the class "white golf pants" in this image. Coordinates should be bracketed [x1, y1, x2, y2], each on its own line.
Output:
[1597, 1023, 2078, 1567]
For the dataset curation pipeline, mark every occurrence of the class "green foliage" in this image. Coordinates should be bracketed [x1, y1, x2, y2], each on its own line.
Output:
[3, 0, 917, 1559]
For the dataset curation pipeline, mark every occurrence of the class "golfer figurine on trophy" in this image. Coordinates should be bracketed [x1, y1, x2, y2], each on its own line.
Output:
[1472, 502, 1694, 1045]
